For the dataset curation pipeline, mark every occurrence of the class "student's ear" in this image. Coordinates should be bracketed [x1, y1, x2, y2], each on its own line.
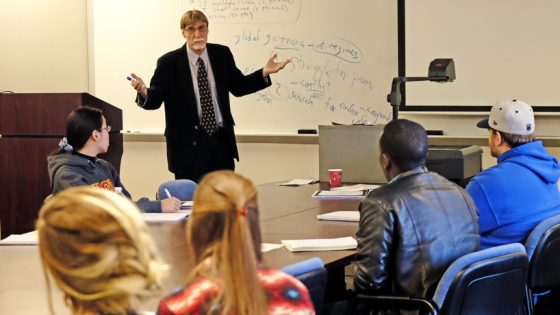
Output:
[380, 152, 391, 170]
[91, 130, 100, 141]
[491, 130, 506, 147]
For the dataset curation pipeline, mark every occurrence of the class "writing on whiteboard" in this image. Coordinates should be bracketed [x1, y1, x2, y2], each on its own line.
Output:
[184, 0, 392, 125]
[237, 29, 389, 124]
[184, 0, 301, 23]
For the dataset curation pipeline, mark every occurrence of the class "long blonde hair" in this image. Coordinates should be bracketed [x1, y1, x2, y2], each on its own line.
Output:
[186, 170, 268, 315]
[36, 186, 167, 315]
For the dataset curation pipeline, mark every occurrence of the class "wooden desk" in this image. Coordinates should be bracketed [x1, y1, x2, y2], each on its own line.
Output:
[0, 183, 360, 314]
[257, 183, 321, 220]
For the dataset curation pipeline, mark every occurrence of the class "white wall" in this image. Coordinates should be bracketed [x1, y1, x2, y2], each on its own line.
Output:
[89, 0, 397, 133]
[2, 0, 559, 200]
[120, 141, 319, 198]
[401, 112, 560, 138]
[119, 136, 560, 200]
[406, 0, 560, 108]
[0, 0, 88, 92]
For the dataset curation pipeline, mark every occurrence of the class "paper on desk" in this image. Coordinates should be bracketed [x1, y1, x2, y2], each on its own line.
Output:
[261, 243, 284, 252]
[141, 210, 190, 222]
[281, 236, 357, 252]
[312, 190, 365, 199]
[279, 178, 319, 186]
[181, 200, 193, 209]
[0, 230, 38, 245]
[317, 211, 360, 222]
[331, 184, 381, 192]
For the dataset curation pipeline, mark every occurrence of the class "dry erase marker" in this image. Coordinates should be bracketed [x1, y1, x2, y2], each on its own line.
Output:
[126, 76, 133, 81]
[164, 188, 172, 198]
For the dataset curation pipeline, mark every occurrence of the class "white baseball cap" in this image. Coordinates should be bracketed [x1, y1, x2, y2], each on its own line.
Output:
[477, 99, 535, 135]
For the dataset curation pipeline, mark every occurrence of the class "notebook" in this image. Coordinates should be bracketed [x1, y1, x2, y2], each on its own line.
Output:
[317, 211, 360, 222]
[0, 231, 38, 245]
[281, 236, 357, 252]
[141, 210, 190, 222]
[312, 190, 366, 199]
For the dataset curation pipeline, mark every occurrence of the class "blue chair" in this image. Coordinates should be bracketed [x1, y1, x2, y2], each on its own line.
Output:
[358, 243, 530, 315]
[524, 213, 560, 313]
[281, 257, 327, 315]
[156, 180, 198, 201]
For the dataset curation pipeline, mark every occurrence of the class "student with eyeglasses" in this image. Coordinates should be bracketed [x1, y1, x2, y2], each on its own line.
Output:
[129, 10, 290, 183]
[47, 106, 183, 212]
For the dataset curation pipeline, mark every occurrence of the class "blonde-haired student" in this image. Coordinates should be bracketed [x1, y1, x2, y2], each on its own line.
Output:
[157, 170, 315, 315]
[37, 186, 167, 315]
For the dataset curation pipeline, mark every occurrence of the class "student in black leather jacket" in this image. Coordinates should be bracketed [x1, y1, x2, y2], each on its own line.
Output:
[354, 119, 480, 313]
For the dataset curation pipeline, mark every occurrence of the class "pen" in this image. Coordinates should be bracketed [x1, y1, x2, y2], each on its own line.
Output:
[164, 188, 172, 198]
[126, 76, 133, 81]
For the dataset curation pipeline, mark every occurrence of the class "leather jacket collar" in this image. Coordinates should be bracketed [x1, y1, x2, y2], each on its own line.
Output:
[388, 166, 428, 185]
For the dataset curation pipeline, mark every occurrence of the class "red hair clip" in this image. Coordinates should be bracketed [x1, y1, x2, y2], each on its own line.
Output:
[236, 207, 249, 217]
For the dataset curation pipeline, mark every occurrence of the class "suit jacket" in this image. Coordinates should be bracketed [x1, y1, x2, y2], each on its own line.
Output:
[138, 43, 271, 174]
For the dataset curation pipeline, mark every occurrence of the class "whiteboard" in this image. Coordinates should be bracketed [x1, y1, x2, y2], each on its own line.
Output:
[91, 0, 396, 133]
[405, 0, 560, 108]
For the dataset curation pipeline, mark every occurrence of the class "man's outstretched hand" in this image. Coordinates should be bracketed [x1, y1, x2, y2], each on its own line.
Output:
[263, 53, 291, 77]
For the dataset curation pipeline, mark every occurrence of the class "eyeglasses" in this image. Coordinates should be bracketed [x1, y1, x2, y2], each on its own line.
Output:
[100, 126, 112, 133]
[184, 25, 208, 34]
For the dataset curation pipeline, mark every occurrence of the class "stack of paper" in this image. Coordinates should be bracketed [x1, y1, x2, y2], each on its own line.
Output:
[0, 230, 38, 245]
[181, 201, 193, 210]
[261, 243, 284, 252]
[281, 236, 357, 252]
[331, 184, 381, 192]
[278, 179, 319, 186]
[141, 210, 190, 222]
[312, 190, 366, 199]
[317, 211, 360, 222]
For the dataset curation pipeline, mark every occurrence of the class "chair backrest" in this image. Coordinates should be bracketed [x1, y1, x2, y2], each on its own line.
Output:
[281, 257, 327, 315]
[157, 180, 198, 201]
[524, 213, 560, 291]
[432, 243, 529, 315]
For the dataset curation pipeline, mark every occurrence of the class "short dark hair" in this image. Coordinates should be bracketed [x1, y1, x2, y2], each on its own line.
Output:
[379, 119, 428, 171]
[66, 107, 104, 151]
[490, 128, 536, 148]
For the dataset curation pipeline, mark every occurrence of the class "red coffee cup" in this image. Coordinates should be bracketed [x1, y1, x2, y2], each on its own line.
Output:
[328, 169, 343, 188]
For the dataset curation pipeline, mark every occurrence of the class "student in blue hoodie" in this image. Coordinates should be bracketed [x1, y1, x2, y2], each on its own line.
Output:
[467, 99, 560, 248]
[48, 106, 185, 213]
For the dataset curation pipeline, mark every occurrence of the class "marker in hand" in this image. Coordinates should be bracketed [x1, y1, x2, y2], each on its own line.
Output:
[128, 74, 148, 97]
[161, 188, 181, 213]
[164, 188, 172, 198]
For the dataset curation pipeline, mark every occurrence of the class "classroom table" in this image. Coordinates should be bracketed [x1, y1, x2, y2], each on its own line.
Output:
[0, 182, 361, 314]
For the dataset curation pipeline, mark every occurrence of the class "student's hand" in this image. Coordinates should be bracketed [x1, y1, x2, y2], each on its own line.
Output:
[130, 73, 148, 97]
[161, 197, 181, 213]
[262, 53, 290, 76]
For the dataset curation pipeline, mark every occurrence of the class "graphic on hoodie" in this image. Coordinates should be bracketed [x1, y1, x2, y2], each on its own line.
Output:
[47, 152, 162, 213]
[92, 179, 116, 191]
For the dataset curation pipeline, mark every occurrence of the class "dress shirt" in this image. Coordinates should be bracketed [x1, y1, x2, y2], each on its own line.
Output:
[186, 46, 224, 127]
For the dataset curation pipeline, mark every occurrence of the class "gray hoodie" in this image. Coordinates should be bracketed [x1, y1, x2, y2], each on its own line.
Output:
[47, 152, 161, 212]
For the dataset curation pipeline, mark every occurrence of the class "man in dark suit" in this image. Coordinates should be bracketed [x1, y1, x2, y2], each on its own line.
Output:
[130, 10, 289, 182]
